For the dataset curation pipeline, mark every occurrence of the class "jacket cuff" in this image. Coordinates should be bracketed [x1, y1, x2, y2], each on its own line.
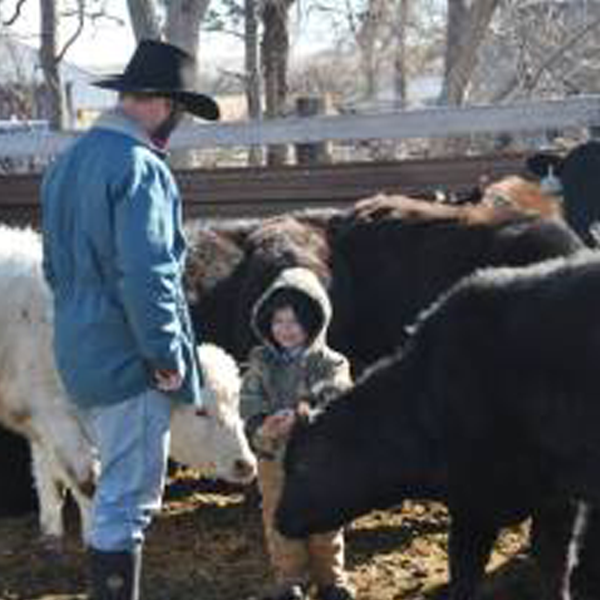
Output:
[149, 342, 185, 375]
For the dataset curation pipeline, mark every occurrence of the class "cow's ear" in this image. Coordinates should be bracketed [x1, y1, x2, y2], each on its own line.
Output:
[526, 153, 564, 178]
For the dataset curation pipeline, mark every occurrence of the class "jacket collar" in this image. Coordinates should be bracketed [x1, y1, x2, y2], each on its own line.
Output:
[92, 107, 167, 157]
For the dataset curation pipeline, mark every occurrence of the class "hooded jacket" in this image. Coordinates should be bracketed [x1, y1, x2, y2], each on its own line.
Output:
[41, 108, 203, 408]
[240, 267, 352, 458]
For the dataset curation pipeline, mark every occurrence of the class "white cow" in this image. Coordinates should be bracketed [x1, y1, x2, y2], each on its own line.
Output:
[0, 226, 256, 544]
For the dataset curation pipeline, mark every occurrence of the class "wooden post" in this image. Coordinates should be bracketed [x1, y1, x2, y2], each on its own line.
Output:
[294, 96, 331, 165]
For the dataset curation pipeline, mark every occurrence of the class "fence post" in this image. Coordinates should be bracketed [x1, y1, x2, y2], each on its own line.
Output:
[294, 96, 331, 165]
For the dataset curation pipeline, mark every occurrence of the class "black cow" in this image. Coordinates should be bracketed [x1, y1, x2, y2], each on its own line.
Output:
[184, 209, 351, 363]
[0, 424, 37, 516]
[331, 195, 582, 365]
[277, 250, 600, 600]
[185, 196, 583, 368]
[527, 142, 600, 247]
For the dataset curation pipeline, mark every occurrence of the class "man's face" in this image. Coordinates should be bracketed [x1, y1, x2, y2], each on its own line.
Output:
[120, 94, 183, 139]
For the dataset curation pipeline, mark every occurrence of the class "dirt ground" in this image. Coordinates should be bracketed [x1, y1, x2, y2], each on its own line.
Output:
[0, 476, 543, 600]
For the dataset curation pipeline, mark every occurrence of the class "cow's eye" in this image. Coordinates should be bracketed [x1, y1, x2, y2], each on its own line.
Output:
[195, 407, 211, 418]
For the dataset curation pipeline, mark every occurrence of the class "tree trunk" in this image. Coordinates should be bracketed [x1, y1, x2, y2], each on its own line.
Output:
[39, 0, 65, 130]
[166, 0, 211, 56]
[432, 0, 499, 156]
[261, 0, 293, 166]
[393, 0, 410, 109]
[125, 0, 219, 167]
[356, 0, 385, 101]
[245, 0, 263, 165]
[165, 0, 212, 168]
[127, 0, 162, 41]
[439, 0, 500, 106]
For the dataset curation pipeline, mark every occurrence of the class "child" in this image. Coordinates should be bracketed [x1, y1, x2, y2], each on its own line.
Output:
[241, 267, 354, 600]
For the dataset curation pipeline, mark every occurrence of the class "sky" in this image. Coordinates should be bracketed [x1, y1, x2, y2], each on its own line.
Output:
[0, 0, 334, 76]
[0, 0, 246, 73]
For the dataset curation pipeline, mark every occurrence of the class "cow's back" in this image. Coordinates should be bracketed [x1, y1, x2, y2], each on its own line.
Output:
[332, 195, 583, 364]
[412, 252, 600, 511]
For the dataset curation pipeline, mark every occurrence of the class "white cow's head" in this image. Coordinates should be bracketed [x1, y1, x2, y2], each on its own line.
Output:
[170, 344, 256, 484]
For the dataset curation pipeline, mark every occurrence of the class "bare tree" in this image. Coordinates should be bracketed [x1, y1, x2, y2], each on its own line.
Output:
[166, 0, 211, 55]
[1, 0, 123, 130]
[481, 0, 600, 103]
[39, 0, 90, 130]
[127, 0, 161, 40]
[261, 0, 294, 165]
[393, 0, 411, 108]
[127, 0, 212, 55]
[355, 0, 388, 100]
[39, 0, 65, 129]
[245, 0, 262, 164]
[438, 0, 501, 106]
[304, 0, 443, 108]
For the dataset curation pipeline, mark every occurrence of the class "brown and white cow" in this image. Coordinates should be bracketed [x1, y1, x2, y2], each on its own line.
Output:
[0, 226, 256, 544]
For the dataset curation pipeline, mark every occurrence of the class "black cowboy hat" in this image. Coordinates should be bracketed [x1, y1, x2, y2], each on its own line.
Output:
[94, 39, 220, 121]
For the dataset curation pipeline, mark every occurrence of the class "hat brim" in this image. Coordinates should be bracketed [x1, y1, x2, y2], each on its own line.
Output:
[94, 76, 220, 121]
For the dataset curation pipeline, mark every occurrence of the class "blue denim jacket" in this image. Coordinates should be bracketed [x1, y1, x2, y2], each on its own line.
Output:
[41, 109, 204, 408]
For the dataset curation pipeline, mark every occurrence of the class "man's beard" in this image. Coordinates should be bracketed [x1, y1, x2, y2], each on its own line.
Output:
[152, 106, 184, 147]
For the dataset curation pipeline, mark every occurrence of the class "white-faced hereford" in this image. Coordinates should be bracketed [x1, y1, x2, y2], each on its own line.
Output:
[0, 226, 255, 544]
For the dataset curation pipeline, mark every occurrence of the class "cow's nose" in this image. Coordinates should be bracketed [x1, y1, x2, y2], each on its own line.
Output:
[233, 458, 256, 482]
[79, 476, 97, 499]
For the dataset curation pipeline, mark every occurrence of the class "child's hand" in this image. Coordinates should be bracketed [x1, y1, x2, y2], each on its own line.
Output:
[262, 409, 296, 439]
[297, 401, 312, 417]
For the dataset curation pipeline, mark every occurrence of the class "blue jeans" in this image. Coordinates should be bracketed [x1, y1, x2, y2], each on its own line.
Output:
[79, 389, 172, 552]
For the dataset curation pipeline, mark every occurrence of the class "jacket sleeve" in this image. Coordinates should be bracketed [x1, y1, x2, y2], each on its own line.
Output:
[113, 155, 185, 374]
[308, 352, 353, 410]
[240, 348, 269, 442]
[240, 348, 273, 454]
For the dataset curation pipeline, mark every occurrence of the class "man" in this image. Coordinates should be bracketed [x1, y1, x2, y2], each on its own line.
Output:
[41, 39, 219, 600]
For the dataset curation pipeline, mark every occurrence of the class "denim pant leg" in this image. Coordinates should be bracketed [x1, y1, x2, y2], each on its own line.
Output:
[80, 389, 172, 552]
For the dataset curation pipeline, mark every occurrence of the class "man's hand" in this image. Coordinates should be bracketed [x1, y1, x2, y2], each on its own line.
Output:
[154, 368, 183, 392]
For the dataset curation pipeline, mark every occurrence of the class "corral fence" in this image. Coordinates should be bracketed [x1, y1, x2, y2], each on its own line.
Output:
[0, 96, 599, 224]
[0, 153, 527, 225]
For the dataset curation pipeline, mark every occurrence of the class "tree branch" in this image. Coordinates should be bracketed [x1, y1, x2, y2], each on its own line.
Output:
[3, 0, 29, 26]
[57, 0, 85, 62]
[492, 11, 600, 103]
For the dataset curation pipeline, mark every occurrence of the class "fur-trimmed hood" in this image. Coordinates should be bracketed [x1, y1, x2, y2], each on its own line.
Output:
[251, 267, 332, 352]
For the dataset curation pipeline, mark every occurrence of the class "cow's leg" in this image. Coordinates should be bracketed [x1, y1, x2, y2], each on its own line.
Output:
[532, 500, 580, 600]
[448, 513, 497, 600]
[30, 441, 66, 545]
[568, 503, 595, 600]
[570, 504, 600, 600]
[70, 487, 94, 545]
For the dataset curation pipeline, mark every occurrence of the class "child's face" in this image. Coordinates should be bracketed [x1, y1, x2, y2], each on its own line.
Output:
[271, 306, 307, 350]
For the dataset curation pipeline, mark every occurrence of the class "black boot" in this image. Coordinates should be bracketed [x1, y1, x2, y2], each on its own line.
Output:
[316, 584, 355, 600]
[89, 547, 141, 600]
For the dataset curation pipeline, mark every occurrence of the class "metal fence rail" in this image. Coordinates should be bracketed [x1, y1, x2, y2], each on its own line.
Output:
[0, 153, 528, 225]
[0, 96, 597, 158]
